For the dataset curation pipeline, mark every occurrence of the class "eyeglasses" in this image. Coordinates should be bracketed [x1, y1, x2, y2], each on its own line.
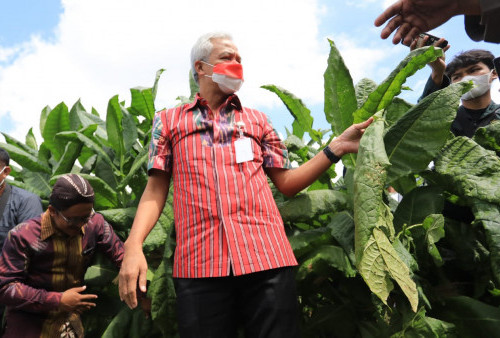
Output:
[57, 209, 95, 226]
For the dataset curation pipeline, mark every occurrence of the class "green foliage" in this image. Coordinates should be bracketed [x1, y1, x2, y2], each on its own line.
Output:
[270, 42, 500, 336]
[5, 39, 500, 337]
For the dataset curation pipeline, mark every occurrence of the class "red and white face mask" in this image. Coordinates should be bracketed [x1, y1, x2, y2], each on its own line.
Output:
[202, 61, 244, 94]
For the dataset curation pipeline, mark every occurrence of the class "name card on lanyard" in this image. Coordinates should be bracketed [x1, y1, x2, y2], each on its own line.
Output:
[234, 122, 253, 163]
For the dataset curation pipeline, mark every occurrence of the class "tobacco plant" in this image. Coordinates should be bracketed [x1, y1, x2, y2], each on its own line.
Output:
[2, 40, 500, 337]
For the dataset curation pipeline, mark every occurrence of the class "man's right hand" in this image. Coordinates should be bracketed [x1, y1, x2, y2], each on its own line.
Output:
[118, 244, 148, 309]
[59, 285, 97, 314]
[374, 0, 480, 46]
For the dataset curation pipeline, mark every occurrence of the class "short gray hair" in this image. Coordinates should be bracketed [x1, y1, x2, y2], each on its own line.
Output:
[191, 32, 233, 84]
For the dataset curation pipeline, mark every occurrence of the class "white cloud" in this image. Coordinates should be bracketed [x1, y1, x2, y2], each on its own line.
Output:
[0, 0, 327, 141]
[332, 33, 402, 84]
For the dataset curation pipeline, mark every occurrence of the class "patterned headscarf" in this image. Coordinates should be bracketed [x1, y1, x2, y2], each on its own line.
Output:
[49, 174, 94, 211]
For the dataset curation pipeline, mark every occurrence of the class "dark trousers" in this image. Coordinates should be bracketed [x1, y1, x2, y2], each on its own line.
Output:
[174, 267, 300, 338]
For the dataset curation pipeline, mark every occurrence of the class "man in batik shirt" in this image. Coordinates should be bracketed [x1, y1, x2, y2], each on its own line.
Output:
[119, 32, 372, 337]
[0, 174, 124, 337]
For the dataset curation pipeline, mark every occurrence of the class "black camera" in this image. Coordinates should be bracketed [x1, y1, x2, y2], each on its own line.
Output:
[417, 33, 448, 48]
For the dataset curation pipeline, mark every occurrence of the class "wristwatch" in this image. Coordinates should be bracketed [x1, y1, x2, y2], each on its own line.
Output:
[323, 146, 341, 163]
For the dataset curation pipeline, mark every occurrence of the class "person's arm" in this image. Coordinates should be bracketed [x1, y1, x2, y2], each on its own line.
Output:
[374, 0, 481, 45]
[15, 191, 43, 224]
[94, 213, 125, 268]
[0, 226, 96, 314]
[0, 231, 62, 312]
[465, 0, 500, 42]
[118, 170, 170, 309]
[266, 118, 372, 197]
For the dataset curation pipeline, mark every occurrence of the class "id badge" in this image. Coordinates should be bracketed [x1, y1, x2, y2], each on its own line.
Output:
[235, 137, 253, 163]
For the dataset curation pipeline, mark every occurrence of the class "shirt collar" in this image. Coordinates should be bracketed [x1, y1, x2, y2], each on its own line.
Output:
[189, 93, 243, 112]
[40, 210, 85, 240]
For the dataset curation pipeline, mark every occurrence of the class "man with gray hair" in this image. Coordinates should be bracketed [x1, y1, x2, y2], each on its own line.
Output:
[119, 32, 372, 337]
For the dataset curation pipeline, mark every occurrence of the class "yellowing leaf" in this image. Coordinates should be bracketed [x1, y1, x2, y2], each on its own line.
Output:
[359, 227, 418, 312]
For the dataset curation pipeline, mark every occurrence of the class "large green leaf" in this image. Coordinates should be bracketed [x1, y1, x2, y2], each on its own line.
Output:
[288, 227, 333, 259]
[393, 186, 444, 232]
[68, 99, 87, 130]
[106, 95, 125, 162]
[21, 171, 52, 198]
[2, 133, 37, 157]
[470, 200, 500, 284]
[434, 136, 500, 205]
[324, 39, 357, 136]
[69, 99, 108, 140]
[353, 114, 418, 311]
[122, 109, 139, 157]
[297, 245, 356, 279]
[130, 86, 155, 121]
[385, 97, 413, 130]
[384, 82, 468, 184]
[327, 211, 356, 264]
[261, 85, 321, 142]
[473, 120, 500, 154]
[117, 146, 148, 190]
[84, 262, 119, 286]
[55, 131, 116, 170]
[99, 207, 137, 231]
[353, 114, 391, 263]
[41, 102, 70, 160]
[353, 46, 443, 124]
[278, 190, 347, 223]
[53, 125, 98, 176]
[0, 143, 51, 174]
[39, 105, 51, 138]
[25, 128, 38, 150]
[143, 221, 167, 254]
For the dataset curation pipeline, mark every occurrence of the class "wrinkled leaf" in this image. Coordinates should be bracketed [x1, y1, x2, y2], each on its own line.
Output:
[434, 136, 500, 205]
[384, 82, 468, 184]
[353, 113, 391, 263]
[473, 120, 500, 154]
[354, 78, 377, 109]
[359, 227, 418, 312]
[279, 190, 347, 223]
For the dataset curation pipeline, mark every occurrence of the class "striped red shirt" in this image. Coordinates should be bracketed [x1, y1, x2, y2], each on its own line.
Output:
[148, 94, 298, 278]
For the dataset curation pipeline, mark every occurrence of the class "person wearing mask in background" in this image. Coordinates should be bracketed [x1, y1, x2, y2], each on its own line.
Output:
[0, 174, 124, 337]
[118, 32, 372, 338]
[412, 41, 499, 137]
[413, 39, 499, 229]
[375, 0, 500, 44]
[0, 147, 43, 250]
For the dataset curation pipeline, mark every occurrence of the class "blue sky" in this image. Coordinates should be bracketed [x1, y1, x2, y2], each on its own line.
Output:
[0, 0, 499, 141]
